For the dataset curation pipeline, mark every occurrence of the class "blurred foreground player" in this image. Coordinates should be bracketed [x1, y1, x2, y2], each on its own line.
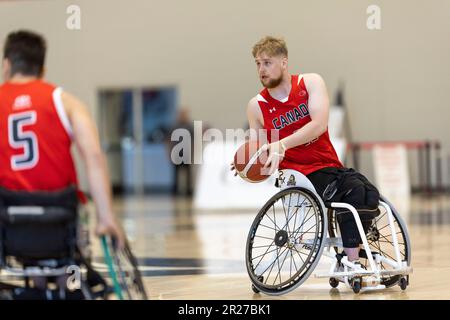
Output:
[0, 30, 124, 247]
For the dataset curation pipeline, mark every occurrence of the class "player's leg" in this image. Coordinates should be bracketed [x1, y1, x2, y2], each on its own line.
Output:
[308, 167, 380, 262]
[332, 170, 380, 261]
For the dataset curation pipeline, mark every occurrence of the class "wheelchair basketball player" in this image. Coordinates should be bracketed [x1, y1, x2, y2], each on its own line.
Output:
[0, 30, 125, 298]
[232, 36, 380, 270]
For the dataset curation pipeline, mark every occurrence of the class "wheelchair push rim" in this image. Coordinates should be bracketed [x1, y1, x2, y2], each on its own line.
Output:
[101, 236, 148, 300]
[246, 187, 327, 295]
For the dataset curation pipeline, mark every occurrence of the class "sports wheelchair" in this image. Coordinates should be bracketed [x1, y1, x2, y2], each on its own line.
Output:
[246, 169, 412, 295]
[0, 186, 147, 300]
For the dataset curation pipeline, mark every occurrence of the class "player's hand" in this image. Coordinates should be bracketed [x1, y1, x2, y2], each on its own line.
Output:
[263, 141, 286, 175]
[230, 161, 238, 176]
[96, 216, 126, 249]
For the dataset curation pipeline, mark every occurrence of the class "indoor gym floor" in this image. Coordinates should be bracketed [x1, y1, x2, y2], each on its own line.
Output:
[88, 193, 450, 300]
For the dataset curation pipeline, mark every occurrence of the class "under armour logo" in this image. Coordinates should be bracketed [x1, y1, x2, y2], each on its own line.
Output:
[269, 107, 276, 113]
[13, 95, 32, 109]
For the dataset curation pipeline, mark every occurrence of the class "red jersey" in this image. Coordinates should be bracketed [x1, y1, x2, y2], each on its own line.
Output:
[0, 79, 79, 192]
[257, 74, 343, 175]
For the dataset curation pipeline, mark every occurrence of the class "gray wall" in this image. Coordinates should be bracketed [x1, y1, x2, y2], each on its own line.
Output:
[1, 0, 449, 189]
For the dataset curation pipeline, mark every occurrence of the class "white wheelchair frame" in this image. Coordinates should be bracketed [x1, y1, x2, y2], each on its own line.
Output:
[247, 169, 412, 294]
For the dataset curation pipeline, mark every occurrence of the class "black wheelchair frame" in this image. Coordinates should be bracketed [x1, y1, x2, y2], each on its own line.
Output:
[0, 186, 147, 300]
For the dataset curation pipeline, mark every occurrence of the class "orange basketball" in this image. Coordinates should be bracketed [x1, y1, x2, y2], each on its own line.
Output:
[233, 140, 270, 183]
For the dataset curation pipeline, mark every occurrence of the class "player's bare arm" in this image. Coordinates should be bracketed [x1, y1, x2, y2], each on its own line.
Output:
[247, 96, 265, 140]
[62, 91, 125, 248]
[230, 96, 265, 175]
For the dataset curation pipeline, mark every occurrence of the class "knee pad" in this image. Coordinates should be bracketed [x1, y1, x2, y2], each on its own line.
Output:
[339, 177, 381, 221]
[364, 182, 380, 209]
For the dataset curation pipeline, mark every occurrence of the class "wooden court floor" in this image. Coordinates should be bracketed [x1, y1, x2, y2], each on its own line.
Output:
[91, 194, 450, 300]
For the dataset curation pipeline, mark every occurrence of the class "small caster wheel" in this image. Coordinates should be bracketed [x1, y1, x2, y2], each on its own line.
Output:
[351, 278, 361, 294]
[252, 275, 264, 294]
[399, 277, 408, 290]
[329, 277, 339, 288]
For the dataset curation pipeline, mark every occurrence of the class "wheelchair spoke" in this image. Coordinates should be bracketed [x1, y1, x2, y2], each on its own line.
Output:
[264, 246, 289, 283]
[376, 210, 387, 223]
[254, 235, 275, 241]
[291, 210, 316, 239]
[294, 223, 317, 237]
[263, 208, 280, 233]
[377, 223, 391, 232]
[286, 193, 297, 232]
[259, 223, 278, 232]
[292, 195, 300, 238]
[273, 246, 290, 284]
[371, 235, 384, 252]
[252, 240, 277, 270]
[378, 233, 406, 257]
[293, 242, 318, 257]
[252, 244, 276, 249]
[291, 250, 299, 272]
[371, 240, 383, 254]
[272, 206, 280, 233]
[287, 194, 294, 233]
[377, 232, 394, 244]
[377, 239, 405, 246]
[275, 247, 282, 285]
[293, 231, 317, 235]
[278, 198, 307, 232]
[378, 248, 396, 261]
[285, 201, 303, 233]
[289, 212, 313, 241]
[291, 245, 305, 266]
[289, 250, 294, 279]
[274, 246, 291, 285]
[295, 206, 314, 231]
[263, 248, 279, 283]
[281, 195, 292, 234]
[291, 244, 317, 273]
[252, 246, 279, 262]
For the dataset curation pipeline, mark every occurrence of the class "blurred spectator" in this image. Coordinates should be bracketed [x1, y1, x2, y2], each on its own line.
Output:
[168, 108, 195, 197]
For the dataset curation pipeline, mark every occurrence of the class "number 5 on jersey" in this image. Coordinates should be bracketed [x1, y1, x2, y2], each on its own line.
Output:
[8, 111, 39, 171]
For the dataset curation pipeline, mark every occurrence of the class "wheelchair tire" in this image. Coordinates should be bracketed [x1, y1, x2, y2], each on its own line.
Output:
[329, 277, 339, 288]
[399, 277, 408, 290]
[246, 187, 327, 295]
[351, 278, 361, 294]
[251, 284, 260, 294]
[101, 236, 148, 300]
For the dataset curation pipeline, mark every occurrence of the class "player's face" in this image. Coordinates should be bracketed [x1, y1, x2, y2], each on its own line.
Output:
[255, 53, 286, 89]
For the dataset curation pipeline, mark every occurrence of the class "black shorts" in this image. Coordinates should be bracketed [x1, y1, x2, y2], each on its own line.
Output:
[307, 167, 380, 248]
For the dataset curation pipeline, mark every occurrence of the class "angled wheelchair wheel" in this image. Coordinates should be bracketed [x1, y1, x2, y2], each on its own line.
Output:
[101, 236, 148, 300]
[328, 195, 411, 288]
[246, 187, 327, 295]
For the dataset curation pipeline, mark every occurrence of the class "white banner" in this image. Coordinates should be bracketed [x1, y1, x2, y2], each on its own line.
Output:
[372, 144, 411, 217]
[194, 140, 278, 210]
